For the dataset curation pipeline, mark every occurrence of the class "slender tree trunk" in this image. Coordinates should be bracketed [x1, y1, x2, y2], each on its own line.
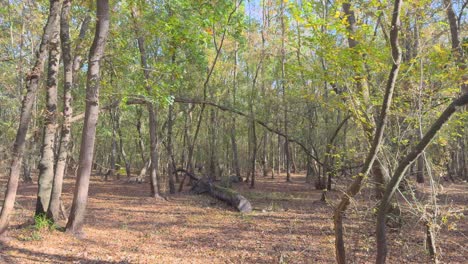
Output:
[280, 0, 291, 182]
[444, 0, 467, 183]
[250, 121, 257, 188]
[167, 103, 176, 193]
[334, 0, 402, 262]
[262, 133, 268, 177]
[65, 0, 110, 236]
[185, 1, 241, 180]
[22, 153, 32, 183]
[109, 110, 118, 178]
[376, 93, 468, 263]
[136, 107, 146, 165]
[72, 14, 91, 74]
[115, 109, 130, 178]
[147, 105, 160, 197]
[416, 155, 425, 183]
[0, 0, 62, 237]
[291, 146, 297, 173]
[131, 8, 161, 198]
[373, 159, 389, 199]
[231, 46, 241, 179]
[444, 0, 466, 95]
[47, 0, 76, 222]
[343, 0, 389, 198]
[35, 0, 62, 217]
[208, 107, 217, 181]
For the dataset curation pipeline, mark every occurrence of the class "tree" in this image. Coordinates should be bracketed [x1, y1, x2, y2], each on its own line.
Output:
[66, 0, 110, 236]
[376, 92, 468, 263]
[334, 0, 403, 262]
[0, 0, 63, 237]
[35, 0, 62, 217]
[47, 0, 75, 223]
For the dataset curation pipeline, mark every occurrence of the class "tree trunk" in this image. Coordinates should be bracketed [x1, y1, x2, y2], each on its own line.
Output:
[109, 110, 118, 179]
[65, 0, 110, 236]
[115, 109, 130, 178]
[178, 169, 252, 213]
[262, 132, 269, 177]
[35, 0, 62, 217]
[373, 159, 389, 199]
[416, 155, 425, 183]
[444, 0, 466, 95]
[444, 0, 467, 184]
[230, 46, 240, 179]
[291, 146, 297, 173]
[47, 0, 76, 222]
[250, 121, 257, 188]
[280, 0, 291, 182]
[135, 107, 146, 165]
[334, 0, 402, 262]
[208, 108, 217, 181]
[167, 103, 176, 194]
[426, 220, 438, 263]
[343, 0, 390, 200]
[376, 93, 468, 263]
[130, 7, 162, 197]
[0, 0, 62, 237]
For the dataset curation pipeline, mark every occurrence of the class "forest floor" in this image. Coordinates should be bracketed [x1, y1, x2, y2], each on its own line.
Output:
[0, 172, 466, 263]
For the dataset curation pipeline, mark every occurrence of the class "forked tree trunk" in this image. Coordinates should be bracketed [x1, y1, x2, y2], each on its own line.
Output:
[334, 0, 402, 262]
[343, 0, 389, 199]
[0, 0, 62, 237]
[65, 0, 110, 236]
[36, 53, 60, 211]
[280, 0, 291, 182]
[47, 0, 76, 222]
[376, 93, 468, 263]
[35, 0, 61, 217]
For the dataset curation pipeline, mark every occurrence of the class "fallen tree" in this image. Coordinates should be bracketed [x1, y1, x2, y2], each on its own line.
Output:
[176, 169, 252, 213]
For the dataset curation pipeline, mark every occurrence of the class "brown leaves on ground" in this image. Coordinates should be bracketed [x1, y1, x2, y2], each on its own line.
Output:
[0, 173, 466, 263]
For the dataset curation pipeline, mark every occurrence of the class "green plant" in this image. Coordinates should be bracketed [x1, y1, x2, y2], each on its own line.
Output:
[34, 213, 56, 231]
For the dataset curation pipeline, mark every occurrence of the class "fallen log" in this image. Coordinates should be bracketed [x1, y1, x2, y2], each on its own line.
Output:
[176, 169, 252, 213]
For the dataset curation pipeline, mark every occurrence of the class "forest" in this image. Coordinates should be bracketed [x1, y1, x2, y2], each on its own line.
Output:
[0, 0, 467, 263]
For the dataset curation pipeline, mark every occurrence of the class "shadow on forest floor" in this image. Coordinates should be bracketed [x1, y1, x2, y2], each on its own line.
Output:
[0, 172, 466, 263]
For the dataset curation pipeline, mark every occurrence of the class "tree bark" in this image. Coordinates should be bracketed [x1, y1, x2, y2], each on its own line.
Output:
[0, 0, 62, 237]
[65, 0, 110, 236]
[47, 0, 75, 222]
[167, 103, 176, 193]
[178, 169, 252, 213]
[231, 46, 241, 179]
[36, 26, 61, 215]
[376, 93, 468, 263]
[280, 0, 291, 182]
